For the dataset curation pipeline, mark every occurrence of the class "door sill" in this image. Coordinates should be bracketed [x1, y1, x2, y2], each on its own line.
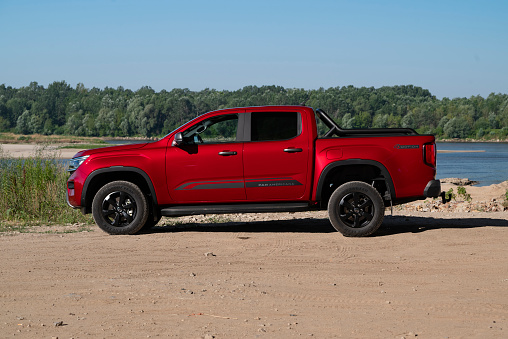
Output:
[160, 202, 311, 217]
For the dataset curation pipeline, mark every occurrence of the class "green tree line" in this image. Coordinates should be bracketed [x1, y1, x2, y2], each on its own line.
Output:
[1, 81, 507, 139]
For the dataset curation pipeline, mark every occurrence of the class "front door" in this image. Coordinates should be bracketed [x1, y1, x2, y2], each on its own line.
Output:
[166, 113, 246, 203]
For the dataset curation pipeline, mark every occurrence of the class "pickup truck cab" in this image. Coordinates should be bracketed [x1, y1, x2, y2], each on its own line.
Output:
[66, 106, 440, 237]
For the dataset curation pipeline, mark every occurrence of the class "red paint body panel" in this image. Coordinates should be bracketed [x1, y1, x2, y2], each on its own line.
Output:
[67, 138, 173, 207]
[66, 105, 437, 212]
[243, 106, 316, 201]
[166, 142, 246, 203]
[313, 135, 436, 200]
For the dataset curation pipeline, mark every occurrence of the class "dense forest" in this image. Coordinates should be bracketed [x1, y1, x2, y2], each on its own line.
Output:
[0, 81, 507, 140]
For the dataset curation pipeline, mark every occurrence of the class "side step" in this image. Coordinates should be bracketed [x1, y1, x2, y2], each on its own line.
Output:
[161, 202, 311, 217]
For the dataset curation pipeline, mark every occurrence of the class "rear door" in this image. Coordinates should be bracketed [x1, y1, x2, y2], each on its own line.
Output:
[243, 109, 310, 201]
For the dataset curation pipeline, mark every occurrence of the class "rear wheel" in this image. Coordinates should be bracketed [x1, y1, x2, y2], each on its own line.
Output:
[92, 181, 149, 235]
[328, 181, 384, 237]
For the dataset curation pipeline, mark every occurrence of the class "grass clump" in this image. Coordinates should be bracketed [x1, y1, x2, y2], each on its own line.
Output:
[457, 186, 472, 203]
[444, 186, 472, 203]
[0, 145, 92, 229]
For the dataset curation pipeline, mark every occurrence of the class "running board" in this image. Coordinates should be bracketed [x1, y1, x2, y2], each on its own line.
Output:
[161, 203, 311, 217]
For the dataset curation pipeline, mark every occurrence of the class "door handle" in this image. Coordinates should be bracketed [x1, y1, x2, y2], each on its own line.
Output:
[218, 151, 237, 156]
[283, 148, 303, 153]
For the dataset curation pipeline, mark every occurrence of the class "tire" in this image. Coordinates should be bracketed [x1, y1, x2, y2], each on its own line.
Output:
[142, 210, 162, 231]
[327, 181, 385, 237]
[92, 181, 149, 235]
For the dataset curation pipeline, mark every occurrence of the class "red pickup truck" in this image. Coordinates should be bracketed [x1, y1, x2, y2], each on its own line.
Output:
[66, 106, 440, 237]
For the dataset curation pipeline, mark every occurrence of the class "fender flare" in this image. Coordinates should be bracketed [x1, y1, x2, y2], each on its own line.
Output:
[81, 167, 158, 207]
[315, 159, 396, 201]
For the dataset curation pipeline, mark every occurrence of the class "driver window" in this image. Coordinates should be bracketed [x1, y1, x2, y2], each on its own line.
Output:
[182, 114, 238, 144]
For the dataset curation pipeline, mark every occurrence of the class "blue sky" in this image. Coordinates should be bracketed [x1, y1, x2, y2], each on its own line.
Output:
[1, 0, 507, 98]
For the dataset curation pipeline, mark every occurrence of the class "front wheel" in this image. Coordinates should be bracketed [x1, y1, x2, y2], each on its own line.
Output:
[92, 181, 149, 235]
[141, 210, 162, 231]
[328, 181, 385, 237]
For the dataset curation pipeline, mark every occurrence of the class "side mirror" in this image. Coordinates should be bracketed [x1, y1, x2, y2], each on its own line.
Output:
[172, 132, 183, 146]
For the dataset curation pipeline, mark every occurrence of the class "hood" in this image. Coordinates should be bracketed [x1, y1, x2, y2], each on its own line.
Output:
[70, 142, 149, 159]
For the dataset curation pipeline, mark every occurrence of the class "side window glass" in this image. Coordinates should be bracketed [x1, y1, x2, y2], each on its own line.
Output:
[182, 114, 238, 144]
[251, 112, 300, 141]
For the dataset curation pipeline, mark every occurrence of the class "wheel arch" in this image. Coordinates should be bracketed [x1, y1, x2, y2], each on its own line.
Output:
[315, 160, 395, 206]
[81, 167, 158, 214]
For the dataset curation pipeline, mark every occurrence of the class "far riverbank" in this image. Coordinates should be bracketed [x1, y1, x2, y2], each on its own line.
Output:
[1, 144, 80, 159]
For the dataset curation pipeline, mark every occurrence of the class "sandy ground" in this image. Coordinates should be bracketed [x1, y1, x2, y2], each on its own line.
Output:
[1, 209, 507, 338]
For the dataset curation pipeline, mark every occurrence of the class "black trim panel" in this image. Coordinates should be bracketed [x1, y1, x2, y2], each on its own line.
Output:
[161, 202, 311, 217]
[315, 160, 396, 201]
[424, 179, 441, 198]
[236, 113, 247, 142]
[81, 167, 158, 206]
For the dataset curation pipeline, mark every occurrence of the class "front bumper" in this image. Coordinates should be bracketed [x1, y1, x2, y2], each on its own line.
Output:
[424, 179, 441, 198]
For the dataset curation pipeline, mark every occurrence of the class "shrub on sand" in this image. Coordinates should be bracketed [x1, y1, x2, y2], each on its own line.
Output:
[0, 145, 92, 227]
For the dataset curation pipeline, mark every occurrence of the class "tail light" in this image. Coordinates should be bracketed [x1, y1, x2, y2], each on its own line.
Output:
[423, 142, 437, 168]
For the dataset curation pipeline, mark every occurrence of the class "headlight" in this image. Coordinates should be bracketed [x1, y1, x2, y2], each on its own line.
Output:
[67, 155, 89, 172]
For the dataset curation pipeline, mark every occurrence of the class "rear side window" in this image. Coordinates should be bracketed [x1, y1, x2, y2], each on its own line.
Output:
[251, 112, 300, 141]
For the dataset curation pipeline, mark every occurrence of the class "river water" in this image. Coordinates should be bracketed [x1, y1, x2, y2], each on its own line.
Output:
[436, 142, 508, 186]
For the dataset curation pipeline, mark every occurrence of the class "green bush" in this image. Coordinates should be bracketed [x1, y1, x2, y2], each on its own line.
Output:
[457, 186, 472, 203]
[0, 145, 92, 226]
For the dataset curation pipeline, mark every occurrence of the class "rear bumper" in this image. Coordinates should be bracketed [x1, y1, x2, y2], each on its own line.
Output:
[424, 179, 441, 198]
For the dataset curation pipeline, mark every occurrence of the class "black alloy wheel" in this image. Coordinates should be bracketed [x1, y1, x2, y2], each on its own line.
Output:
[328, 181, 385, 237]
[101, 191, 137, 227]
[339, 191, 374, 228]
[92, 181, 148, 235]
